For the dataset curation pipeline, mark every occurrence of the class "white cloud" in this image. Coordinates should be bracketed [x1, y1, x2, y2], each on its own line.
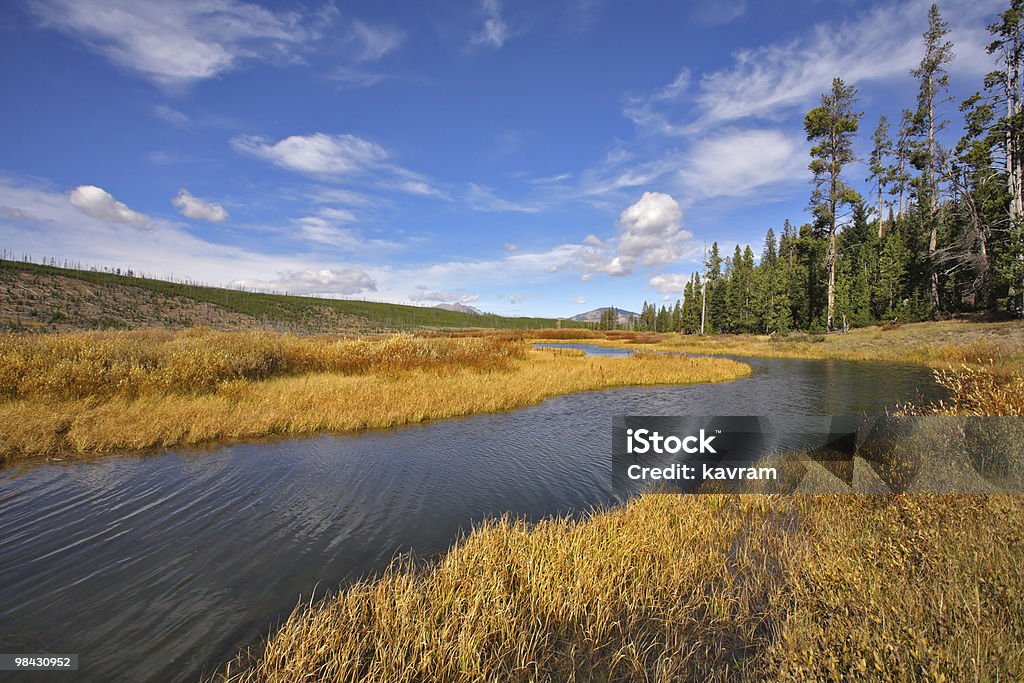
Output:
[233, 133, 387, 176]
[690, 0, 746, 27]
[153, 104, 188, 125]
[615, 191, 692, 267]
[466, 183, 540, 213]
[471, 0, 509, 48]
[508, 294, 525, 304]
[649, 273, 691, 293]
[632, 0, 1004, 136]
[574, 296, 586, 305]
[580, 273, 593, 281]
[291, 211, 398, 251]
[2, 175, 381, 297]
[233, 268, 376, 296]
[390, 180, 450, 199]
[409, 288, 479, 304]
[172, 189, 228, 222]
[679, 129, 805, 198]
[504, 243, 518, 251]
[29, 0, 325, 86]
[349, 20, 404, 61]
[69, 185, 149, 227]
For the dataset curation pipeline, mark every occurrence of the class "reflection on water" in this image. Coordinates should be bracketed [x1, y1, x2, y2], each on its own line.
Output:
[0, 351, 942, 682]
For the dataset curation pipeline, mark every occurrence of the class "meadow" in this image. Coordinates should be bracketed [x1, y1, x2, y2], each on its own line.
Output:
[0, 329, 749, 466]
[211, 368, 1024, 682]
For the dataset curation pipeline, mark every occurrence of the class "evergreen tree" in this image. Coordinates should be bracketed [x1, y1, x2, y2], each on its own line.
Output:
[804, 77, 862, 331]
[912, 3, 955, 313]
[868, 115, 893, 237]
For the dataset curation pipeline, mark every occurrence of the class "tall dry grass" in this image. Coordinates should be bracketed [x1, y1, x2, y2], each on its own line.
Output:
[899, 365, 1024, 416]
[581, 320, 1024, 374]
[0, 332, 749, 464]
[0, 329, 525, 400]
[213, 494, 1024, 682]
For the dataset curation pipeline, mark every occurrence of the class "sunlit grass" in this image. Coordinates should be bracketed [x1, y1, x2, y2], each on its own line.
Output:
[210, 335, 1024, 683]
[0, 330, 749, 465]
[213, 494, 1024, 682]
[518, 319, 1024, 375]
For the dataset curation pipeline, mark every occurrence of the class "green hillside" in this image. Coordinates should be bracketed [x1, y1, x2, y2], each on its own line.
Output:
[0, 259, 586, 333]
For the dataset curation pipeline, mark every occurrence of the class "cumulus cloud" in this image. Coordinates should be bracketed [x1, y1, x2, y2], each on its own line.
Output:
[615, 191, 692, 267]
[172, 189, 228, 222]
[574, 296, 586, 305]
[233, 133, 387, 176]
[471, 0, 509, 48]
[649, 273, 691, 293]
[69, 185, 149, 227]
[29, 0, 326, 86]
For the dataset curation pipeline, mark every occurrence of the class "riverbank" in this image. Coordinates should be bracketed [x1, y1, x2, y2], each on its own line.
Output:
[213, 370, 1024, 681]
[530, 319, 1024, 374]
[214, 492, 1024, 682]
[0, 330, 750, 466]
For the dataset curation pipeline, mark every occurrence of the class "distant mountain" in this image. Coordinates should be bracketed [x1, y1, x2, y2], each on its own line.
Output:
[570, 307, 639, 324]
[434, 302, 483, 315]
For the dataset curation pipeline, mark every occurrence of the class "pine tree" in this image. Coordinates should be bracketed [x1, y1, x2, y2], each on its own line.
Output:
[804, 77, 862, 331]
[868, 115, 893, 237]
[912, 3, 955, 313]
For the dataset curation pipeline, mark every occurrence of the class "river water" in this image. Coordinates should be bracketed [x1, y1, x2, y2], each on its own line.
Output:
[0, 348, 942, 681]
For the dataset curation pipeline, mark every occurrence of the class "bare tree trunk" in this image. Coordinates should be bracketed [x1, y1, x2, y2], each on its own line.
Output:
[928, 74, 941, 314]
[827, 227, 837, 332]
[878, 182, 884, 239]
[898, 154, 906, 218]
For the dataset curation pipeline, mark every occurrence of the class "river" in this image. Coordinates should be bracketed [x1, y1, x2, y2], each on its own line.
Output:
[0, 348, 942, 681]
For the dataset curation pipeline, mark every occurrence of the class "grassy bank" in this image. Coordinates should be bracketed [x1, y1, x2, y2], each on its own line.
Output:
[526, 319, 1024, 374]
[215, 494, 1024, 682]
[213, 371, 1024, 682]
[0, 329, 749, 466]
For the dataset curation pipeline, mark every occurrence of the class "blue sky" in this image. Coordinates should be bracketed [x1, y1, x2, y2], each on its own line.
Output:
[0, 0, 1008, 317]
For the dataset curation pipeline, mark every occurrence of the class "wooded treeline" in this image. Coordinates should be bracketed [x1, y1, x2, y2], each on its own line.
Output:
[628, 1, 1024, 335]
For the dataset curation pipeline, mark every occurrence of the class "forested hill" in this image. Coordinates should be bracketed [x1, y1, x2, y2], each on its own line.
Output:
[633, 3, 1024, 336]
[0, 260, 581, 333]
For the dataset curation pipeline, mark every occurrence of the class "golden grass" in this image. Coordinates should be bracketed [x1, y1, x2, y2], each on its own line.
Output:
[522, 319, 1024, 375]
[899, 364, 1024, 416]
[0, 329, 526, 400]
[0, 331, 749, 465]
[213, 494, 1024, 682]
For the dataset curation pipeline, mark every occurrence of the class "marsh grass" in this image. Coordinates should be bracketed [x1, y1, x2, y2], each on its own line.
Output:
[514, 320, 1024, 374]
[898, 364, 1024, 416]
[0, 330, 749, 464]
[210, 329, 1024, 683]
[0, 329, 525, 400]
[213, 494, 1024, 682]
